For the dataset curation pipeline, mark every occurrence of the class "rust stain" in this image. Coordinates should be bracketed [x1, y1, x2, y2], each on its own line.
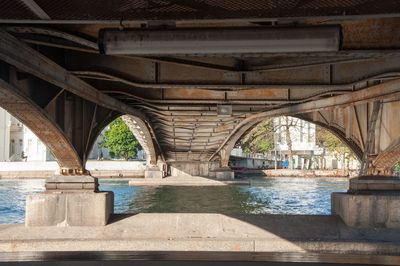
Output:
[342, 18, 400, 49]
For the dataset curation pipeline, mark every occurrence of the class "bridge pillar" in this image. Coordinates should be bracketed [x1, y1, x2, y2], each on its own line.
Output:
[332, 176, 400, 229]
[144, 165, 164, 179]
[209, 167, 235, 180]
[25, 173, 114, 226]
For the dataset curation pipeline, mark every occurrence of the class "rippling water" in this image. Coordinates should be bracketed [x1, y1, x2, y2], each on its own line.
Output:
[0, 177, 348, 224]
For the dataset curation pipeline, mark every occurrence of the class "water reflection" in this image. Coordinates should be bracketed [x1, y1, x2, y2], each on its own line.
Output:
[0, 179, 44, 224]
[100, 177, 348, 215]
[0, 177, 348, 224]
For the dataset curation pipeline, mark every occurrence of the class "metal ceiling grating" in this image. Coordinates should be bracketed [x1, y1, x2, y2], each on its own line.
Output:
[0, 0, 399, 21]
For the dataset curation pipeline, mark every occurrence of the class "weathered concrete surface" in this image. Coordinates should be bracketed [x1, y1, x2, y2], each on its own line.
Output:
[349, 176, 400, 191]
[169, 161, 219, 178]
[332, 192, 400, 228]
[129, 176, 249, 186]
[213, 169, 235, 180]
[25, 191, 114, 226]
[1, 214, 400, 254]
[144, 169, 164, 179]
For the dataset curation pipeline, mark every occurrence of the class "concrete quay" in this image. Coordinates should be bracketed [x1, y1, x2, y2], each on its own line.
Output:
[0, 161, 146, 179]
[1, 213, 400, 255]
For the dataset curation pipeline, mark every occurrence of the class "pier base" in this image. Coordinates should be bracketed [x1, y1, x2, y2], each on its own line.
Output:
[332, 176, 400, 229]
[210, 168, 235, 180]
[144, 166, 164, 179]
[25, 176, 113, 226]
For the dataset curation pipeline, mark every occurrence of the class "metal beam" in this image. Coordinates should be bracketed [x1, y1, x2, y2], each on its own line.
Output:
[210, 79, 400, 161]
[0, 78, 82, 170]
[0, 29, 164, 162]
[20, 0, 51, 20]
[360, 101, 382, 175]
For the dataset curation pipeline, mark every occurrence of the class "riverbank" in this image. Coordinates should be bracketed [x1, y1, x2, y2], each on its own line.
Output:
[0, 213, 399, 256]
[0, 161, 145, 179]
[0, 162, 354, 180]
[236, 169, 356, 178]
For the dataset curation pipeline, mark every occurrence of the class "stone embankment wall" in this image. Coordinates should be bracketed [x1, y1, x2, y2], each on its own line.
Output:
[263, 169, 357, 177]
[0, 161, 145, 179]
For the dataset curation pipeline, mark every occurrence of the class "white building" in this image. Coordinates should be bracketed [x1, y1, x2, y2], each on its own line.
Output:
[0, 108, 10, 161]
[273, 116, 318, 169]
[230, 116, 359, 170]
[274, 116, 360, 170]
[23, 125, 48, 161]
[0, 107, 48, 162]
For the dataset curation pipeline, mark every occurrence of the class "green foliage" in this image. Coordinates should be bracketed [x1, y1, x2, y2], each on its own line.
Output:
[394, 162, 400, 173]
[240, 120, 274, 155]
[101, 118, 141, 160]
[316, 127, 354, 160]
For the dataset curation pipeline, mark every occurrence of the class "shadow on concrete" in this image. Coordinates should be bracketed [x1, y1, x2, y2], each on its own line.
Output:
[107, 213, 140, 224]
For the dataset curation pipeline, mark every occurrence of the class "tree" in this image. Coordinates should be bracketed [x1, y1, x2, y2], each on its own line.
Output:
[394, 162, 400, 175]
[240, 119, 274, 156]
[316, 127, 355, 170]
[101, 118, 141, 160]
[239, 117, 301, 169]
[280, 116, 299, 169]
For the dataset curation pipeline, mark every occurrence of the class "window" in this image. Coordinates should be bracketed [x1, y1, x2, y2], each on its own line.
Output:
[27, 139, 32, 154]
[10, 140, 15, 154]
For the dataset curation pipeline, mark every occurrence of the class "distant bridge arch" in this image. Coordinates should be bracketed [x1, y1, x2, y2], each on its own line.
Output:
[211, 81, 400, 175]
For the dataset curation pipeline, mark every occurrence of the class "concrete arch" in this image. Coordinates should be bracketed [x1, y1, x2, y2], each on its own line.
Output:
[0, 78, 83, 171]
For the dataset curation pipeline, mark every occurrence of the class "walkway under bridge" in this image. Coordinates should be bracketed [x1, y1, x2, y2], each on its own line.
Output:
[0, 0, 400, 233]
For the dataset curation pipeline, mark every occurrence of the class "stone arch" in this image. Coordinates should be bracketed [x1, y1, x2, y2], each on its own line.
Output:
[0, 78, 83, 172]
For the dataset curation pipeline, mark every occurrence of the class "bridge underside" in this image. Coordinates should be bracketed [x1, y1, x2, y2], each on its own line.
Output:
[1, 1, 400, 227]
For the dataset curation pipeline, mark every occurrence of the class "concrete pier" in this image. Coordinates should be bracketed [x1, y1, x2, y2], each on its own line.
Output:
[332, 176, 400, 229]
[144, 166, 164, 179]
[25, 176, 114, 226]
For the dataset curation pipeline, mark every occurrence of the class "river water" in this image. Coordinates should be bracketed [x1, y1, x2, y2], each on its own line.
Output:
[0, 177, 348, 224]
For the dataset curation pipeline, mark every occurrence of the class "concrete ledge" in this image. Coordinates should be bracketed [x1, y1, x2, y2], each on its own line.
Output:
[264, 169, 354, 177]
[144, 169, 163, 179]
[209, 169, 235, 180]
[332, 192, 400, 228]
[25, 191, 114, 226]
[2, 213, 400, 254]
[350, 176, 400, 191]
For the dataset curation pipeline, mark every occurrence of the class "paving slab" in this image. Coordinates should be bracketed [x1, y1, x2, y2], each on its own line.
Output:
[0, 213, 399, 255]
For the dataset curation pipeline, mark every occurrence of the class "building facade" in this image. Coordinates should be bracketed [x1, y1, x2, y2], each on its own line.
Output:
[230, 116, 360, 170]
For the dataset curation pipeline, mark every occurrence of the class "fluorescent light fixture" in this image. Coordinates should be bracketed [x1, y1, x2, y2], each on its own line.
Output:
[99, 26, 342, 55]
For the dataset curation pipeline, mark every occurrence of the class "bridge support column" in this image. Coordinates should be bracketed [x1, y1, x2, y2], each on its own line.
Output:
[144, 165, 164, 179]
[210, 167, 235, 180]
[332, 176, 400, 228]
[25, 174, 114, 226]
